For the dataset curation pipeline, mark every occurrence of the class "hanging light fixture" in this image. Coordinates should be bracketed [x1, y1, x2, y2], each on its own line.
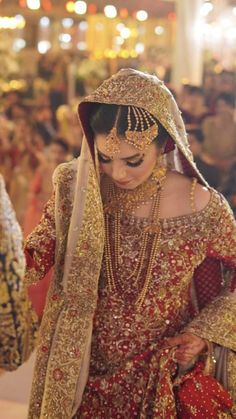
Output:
[65, 1, 75, 13]
[104, 5, 117, 19]
[136, 10, 148, 22]
[26, 0, 41, 10]
[74, 1, 87, 15]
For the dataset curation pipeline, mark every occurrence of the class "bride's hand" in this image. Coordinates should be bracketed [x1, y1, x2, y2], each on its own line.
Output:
[163, 332, 207, 367]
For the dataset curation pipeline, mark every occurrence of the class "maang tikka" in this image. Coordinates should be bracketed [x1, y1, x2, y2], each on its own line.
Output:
[105, 106, 159, 157]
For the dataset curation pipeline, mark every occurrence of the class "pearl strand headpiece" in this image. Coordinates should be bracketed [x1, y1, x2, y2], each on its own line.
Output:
[105, 106, 159, 157]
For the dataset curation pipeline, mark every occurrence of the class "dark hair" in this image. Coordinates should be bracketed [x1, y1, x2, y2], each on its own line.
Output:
[51, 137, 69, 153]
[89, 104, 169, 149]
[188, 86, 205, 96]
[216, 92, 235, 108]
[187, 128, 204, 144]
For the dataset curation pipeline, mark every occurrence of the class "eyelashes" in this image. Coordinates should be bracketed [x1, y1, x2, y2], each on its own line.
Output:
[126, 158, 144, 167]
[98, 154, 111, 164]
[98, 154, 144, 167]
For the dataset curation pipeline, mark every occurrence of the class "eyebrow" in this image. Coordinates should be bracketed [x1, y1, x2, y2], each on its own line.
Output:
[97, 149, 142, 161]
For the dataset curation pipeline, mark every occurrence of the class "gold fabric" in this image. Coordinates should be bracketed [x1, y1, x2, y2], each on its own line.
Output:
[26, 157, 105, 418]
[0, 174, 37, 370]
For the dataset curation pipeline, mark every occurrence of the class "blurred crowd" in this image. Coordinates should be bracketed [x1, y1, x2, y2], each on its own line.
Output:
[0, 65, 236, 241]
[0, 90, 83, 232]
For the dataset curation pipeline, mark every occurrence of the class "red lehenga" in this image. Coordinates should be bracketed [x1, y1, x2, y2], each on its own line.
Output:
[74, 189, 236, 418]
[24, 69, 236, 419]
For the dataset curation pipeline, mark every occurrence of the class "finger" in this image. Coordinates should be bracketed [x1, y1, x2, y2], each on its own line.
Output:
[163, 335, 187, 348]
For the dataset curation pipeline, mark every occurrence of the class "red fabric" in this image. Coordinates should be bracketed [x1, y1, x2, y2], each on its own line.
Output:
[164, 137, 175, 154]
[193, 258, 222, 309]
[175, 361, 233, 418]
[28, 270, 53, 320]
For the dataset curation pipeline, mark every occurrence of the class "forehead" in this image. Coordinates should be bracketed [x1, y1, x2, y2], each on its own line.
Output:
[95, 133, 142, 157]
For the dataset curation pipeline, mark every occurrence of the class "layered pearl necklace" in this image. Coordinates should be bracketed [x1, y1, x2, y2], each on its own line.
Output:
[102, 174, 166, 310]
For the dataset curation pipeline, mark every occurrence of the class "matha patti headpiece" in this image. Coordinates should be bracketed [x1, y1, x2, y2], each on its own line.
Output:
[125, 106, 158, 151]
[105, 106, 159, 157]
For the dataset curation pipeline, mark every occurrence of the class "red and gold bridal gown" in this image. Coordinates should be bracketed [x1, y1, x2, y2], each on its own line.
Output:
[75, 188, 236, 418]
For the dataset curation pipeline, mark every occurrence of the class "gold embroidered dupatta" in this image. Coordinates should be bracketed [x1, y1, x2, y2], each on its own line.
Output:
[26, 69, 236, 418]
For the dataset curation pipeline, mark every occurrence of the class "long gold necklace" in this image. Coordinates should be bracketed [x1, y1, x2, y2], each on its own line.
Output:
[102, 174, 165, 310]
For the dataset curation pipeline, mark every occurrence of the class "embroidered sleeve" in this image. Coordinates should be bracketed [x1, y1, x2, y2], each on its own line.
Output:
[207, 193, 236, 274]
[186, 194, 236, 351]
[206, 193, 236, 295]
[24, 192, 56, 285]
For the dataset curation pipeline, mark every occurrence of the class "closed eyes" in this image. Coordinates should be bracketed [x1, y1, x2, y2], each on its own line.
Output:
[97, 152, 144, 167]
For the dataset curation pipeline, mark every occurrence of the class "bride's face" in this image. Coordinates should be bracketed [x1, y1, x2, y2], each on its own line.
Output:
[95, 134, 159, 190]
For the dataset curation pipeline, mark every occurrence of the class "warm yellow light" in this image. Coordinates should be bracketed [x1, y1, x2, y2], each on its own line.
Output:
[0, 15, 26, 29]
[104, 5, 117, 19]
[74, 1, 87, 15]
[26, 0, 40, 10]
[77, 41, 87, 50]
[130, 28, 138, 38]
[38, 40, 51, 53]
[120, 27, 131, 39]
[94, 51, 103, 59]
[119, 49, 130, 58]
[136, 10, 148, 22]
[214, 64, 223, 74]
[104, 49, 117, 58]
[135, 42, 145, 54]
[15, 15, 26, 29]
[114, 36, 124, 45]
[200, 2, 213, 17]
[66, 1, 75, 13]
[155, 26, 164, 35]
[12, 38, 26, 52]
[130, 50, 138, 58]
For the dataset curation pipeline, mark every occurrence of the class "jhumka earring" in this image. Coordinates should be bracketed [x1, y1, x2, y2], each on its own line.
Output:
[124, 106, 158, 151]
[151, 154, 167, 186]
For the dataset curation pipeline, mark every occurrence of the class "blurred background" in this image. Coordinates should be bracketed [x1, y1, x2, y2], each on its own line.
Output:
[0, 1, 236, 417]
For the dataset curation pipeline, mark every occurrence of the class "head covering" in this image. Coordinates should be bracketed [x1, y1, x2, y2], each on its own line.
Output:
[78, 68, 207, 186]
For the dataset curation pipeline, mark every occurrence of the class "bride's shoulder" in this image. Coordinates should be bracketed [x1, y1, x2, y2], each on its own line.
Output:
[162, 171, 211, 216]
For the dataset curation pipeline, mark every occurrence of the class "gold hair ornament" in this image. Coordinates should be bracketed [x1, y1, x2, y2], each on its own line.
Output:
[105, 107, 121, 158]
[125, 106, 159, 151]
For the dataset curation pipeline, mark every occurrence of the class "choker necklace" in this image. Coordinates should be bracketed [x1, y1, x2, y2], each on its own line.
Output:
[102, 174, 164, 216]
[102, 173, 166, 310]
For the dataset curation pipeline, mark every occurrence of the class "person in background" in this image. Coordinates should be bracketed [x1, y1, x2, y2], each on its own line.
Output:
[188, 128, 220, 188]
[3, 90, 23, 121]
[24, 137, 70, 236]
[0, 174, 37, 371]
[8, 121, 42, 225]
[56, 104, 84, 157]
[220, 162, 236, 218]
[24, 138, 70, 320]
[180, 86, 211, 130]
[202, 92, 236, 181]
[33, 105, 57, 146]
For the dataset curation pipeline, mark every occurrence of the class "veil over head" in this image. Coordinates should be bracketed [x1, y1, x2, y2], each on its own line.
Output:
[78, 68, 208, 186]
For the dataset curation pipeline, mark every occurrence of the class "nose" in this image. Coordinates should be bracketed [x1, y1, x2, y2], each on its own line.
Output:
[112, 161, 127, 181]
